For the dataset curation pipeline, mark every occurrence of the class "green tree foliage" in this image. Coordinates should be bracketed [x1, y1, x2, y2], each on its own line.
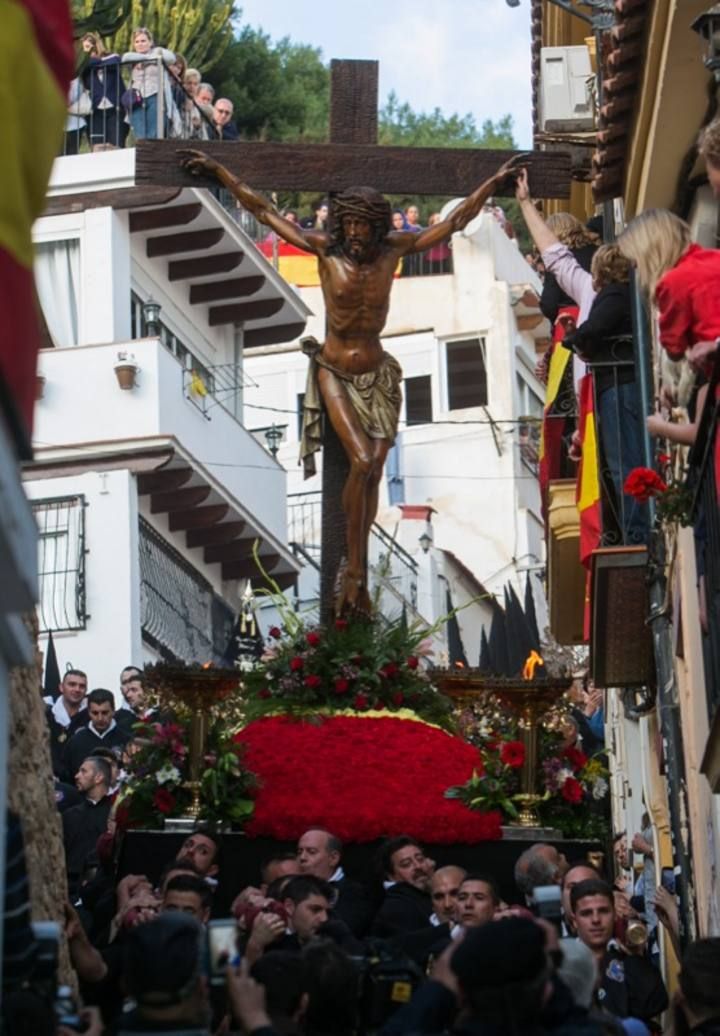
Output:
[210, 27, 329, 141]
[72, 0, 131, 39]
[78, 0, 236, 71]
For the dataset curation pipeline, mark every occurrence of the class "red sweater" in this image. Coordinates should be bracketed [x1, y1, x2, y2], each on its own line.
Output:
[655, 243, 720, 359]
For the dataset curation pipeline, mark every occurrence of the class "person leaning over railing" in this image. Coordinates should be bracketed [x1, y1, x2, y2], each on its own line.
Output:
[515, 168, 647, 545]
[80, 32, 124, 150]
[122, 26, 176, 140]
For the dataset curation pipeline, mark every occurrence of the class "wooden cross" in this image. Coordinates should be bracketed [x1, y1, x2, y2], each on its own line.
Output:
[136, 60, 571, 622]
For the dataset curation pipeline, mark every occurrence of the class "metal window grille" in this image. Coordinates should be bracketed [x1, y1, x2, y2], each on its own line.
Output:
[33, 495, 87, 631]
[139, 518, 234, 663]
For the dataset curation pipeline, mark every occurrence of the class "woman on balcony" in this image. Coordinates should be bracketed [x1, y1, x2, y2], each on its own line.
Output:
[122, 27, 176, 141]
[80, 32, 124, 150]
[514, 169, 646, 546]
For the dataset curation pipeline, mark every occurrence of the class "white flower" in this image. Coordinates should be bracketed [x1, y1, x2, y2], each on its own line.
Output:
[558, 767, 575, 784]
[156, 764, 181, 785]
[592, 777, 609, 800]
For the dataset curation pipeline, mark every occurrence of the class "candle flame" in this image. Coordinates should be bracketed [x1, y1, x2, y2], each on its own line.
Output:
[454, 660, 465, 669]
[202, 662, 213, 670]
[522, 650, 544, 681]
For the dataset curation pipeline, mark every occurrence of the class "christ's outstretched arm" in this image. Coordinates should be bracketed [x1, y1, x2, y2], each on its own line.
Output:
[179, 149, 328, 255]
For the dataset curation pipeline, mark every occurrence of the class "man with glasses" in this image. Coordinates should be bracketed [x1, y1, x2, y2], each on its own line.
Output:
[213, 98, 238, 140]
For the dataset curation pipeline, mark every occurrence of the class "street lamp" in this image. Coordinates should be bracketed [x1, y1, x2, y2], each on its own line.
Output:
[142, 297, 162, 337]
[264, 424, 283, 457]
[691, 4, 720, 80]
[418, 530, 433, 554]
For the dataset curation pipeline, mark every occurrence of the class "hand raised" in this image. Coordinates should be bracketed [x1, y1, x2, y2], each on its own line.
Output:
[515, 168, 530, 202]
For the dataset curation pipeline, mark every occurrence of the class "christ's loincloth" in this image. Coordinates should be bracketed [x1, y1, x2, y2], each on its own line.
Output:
[299, 336, 403, 479]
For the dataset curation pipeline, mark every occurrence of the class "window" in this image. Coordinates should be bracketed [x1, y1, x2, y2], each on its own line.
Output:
[35, 239, 81, 347]
[33, 496, 87, 631]
[446, 338, 487, 410]
[405, 375, 433, 426]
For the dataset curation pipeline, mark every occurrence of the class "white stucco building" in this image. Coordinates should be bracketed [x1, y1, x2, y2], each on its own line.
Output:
[27, 150, 311, 693]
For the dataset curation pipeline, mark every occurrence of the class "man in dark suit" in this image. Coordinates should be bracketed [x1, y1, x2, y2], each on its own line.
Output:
[62, 755, 113, 896]
[243, 875, 335, 964]
[296, 827, 374, 936]
[44, 668, 88, 777]
[64, 687, 129, 779]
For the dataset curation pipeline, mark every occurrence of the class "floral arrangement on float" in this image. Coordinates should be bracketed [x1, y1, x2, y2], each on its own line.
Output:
[116, 664, 255, 831]
[445, 713, 610, 840]
[233, 577, 502, 844]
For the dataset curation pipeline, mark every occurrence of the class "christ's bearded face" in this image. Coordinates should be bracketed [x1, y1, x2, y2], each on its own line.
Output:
[341, 215, 373, 261]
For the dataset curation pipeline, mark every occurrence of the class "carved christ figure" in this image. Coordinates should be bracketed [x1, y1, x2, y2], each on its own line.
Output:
[181, 149, 522, 614]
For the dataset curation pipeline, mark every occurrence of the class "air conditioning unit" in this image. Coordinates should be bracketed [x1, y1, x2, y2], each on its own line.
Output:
[539, 46, 595, 133]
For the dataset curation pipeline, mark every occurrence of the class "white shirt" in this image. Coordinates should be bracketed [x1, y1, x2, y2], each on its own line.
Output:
[45, 696, 86, 728]
[88, 719, 117, 738]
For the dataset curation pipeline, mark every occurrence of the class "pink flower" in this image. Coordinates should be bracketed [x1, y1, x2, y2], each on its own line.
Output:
[416, 638, 435, 657]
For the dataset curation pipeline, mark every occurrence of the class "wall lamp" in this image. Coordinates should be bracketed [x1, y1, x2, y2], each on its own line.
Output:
[691, 4, 720, 81]
[142, 297, 162, 337]
[504, 0, 613, 30]
[418, 530, 433, 554]
[264, 424, 283, 457]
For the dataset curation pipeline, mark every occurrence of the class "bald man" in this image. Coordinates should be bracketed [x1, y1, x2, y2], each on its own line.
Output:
[430, 866, 467, 926]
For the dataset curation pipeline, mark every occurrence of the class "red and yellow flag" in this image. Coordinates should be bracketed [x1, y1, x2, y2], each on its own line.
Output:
[538, 306, 579, 513]
[0, 0, 73, 440]
[576, 372, 602, 565]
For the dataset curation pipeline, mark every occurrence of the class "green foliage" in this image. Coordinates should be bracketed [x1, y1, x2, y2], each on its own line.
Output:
[72, 0, 131, 38]
[83, 0, 236, 71]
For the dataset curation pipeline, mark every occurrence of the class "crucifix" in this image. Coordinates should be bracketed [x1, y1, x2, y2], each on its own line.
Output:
[136, 60, 571, 622]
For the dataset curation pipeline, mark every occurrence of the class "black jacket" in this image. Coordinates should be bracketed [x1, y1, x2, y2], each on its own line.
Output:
[373, 883, 433, 938]
[46, 706, 86, 779]
[331, 875, 376, 936]
[563, 282, 634, 394]
[62, 796, 112, 894]
[596, 947, 669, 1025]
[65, 724, 129, 780]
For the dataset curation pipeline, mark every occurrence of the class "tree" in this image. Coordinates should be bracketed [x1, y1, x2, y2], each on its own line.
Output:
[72, 0, 237, 71]
[72, 0, 132, 38]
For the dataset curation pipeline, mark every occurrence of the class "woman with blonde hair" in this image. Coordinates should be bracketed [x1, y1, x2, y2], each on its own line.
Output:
[122, 26, 175, 140]
[81, 31, 123, 148]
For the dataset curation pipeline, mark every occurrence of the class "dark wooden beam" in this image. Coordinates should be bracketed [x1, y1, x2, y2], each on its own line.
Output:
[330, 58, 378, 145]
[147, 228, 225, 258]
[273, 570, 299, 591]
[136, 141, 572, 198]
[244, 321, 306, 348]
[137, 467, 193, 495]
[129, 202, 202, 233]
[168, 504, 229, 532]
[150, 485, 210, 514]
[42, 186, 181, 217]
[169, 251, 244, 281]
[208, 297, 284, 327]
[204, 538, 256, 565]
[189, 275, 265, 305]
[222, 554, 280, 581]
[186, 521, 247, 549]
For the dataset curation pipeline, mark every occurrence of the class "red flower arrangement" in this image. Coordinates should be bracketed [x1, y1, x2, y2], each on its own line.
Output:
[237, 714, 502, 844]
[623, 467, 667, 502]
[561, 777, 583, 804]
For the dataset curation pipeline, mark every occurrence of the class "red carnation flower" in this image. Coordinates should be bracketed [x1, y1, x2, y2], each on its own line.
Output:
[153, 788, 176, 814]
[289, 656, 304, 672]
[258, 689, 272, 700]
[406, 656, 419, 670]
[306, 632, 321, 647]
[563, 746, 588, 771]
[392, 692, 404, 706]
[335, 619, 349, 631]
[334, 678, 350, 694]
[379, 662, 399, 680]
[353, 693, 369, 710]
[658, 453, 671, 465]
[304, 674, 322, 689]
[500, 740, 526, 769]
[268, 626, 282, 639]
[623, 466, 667, 502]
[561, 777, 583, 804]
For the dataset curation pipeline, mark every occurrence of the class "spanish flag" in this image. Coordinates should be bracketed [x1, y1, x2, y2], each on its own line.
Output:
[256, 238, 321, 287]
[576, 372, 602, 640]
[0, 0, 73, 442]
[538, 306, 578, 512]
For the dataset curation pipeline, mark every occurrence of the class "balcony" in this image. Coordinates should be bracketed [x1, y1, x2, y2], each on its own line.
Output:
[546, 479, 586, 644]
[32, 336, 299, 586]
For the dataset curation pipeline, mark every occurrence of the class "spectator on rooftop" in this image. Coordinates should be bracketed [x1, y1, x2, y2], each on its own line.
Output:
[197, 82, 215, 107]
[214, 97, 239, 140]
[65, 77, 89, 155]
[81, 32, 124, 149]
[122, 27, 176, 140]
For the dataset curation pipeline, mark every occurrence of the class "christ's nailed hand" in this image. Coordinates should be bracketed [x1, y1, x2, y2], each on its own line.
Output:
[179, 148, 220, 177]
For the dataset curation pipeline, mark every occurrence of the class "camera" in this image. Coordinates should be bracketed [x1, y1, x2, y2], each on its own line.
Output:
[350, 941, 424, 1031]
[529, 885, 563, 929]
[207, 918, 241, 986]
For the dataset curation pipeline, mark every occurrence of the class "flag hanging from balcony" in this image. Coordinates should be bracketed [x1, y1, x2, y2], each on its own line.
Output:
[576, 373, 601, 565]
[538, 307, 578, 511]
[0, 0, 73, 444]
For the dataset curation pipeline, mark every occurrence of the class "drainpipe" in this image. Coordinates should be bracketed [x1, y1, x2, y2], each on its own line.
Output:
[630, 272, 695, 948]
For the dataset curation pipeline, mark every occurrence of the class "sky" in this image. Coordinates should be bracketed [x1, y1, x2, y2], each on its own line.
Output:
[235, 0, 534, 147]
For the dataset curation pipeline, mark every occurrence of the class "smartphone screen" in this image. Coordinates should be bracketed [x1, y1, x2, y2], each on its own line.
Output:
[207, 920, 239, 984]
[661, 867, 676, 894]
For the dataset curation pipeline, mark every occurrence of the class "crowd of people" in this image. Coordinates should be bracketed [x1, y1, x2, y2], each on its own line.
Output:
[1, 663, 707, 1035]
[64, 27, 239, 153]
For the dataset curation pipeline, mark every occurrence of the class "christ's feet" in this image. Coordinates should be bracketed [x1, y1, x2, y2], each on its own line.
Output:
[335, 567, 372, 617]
